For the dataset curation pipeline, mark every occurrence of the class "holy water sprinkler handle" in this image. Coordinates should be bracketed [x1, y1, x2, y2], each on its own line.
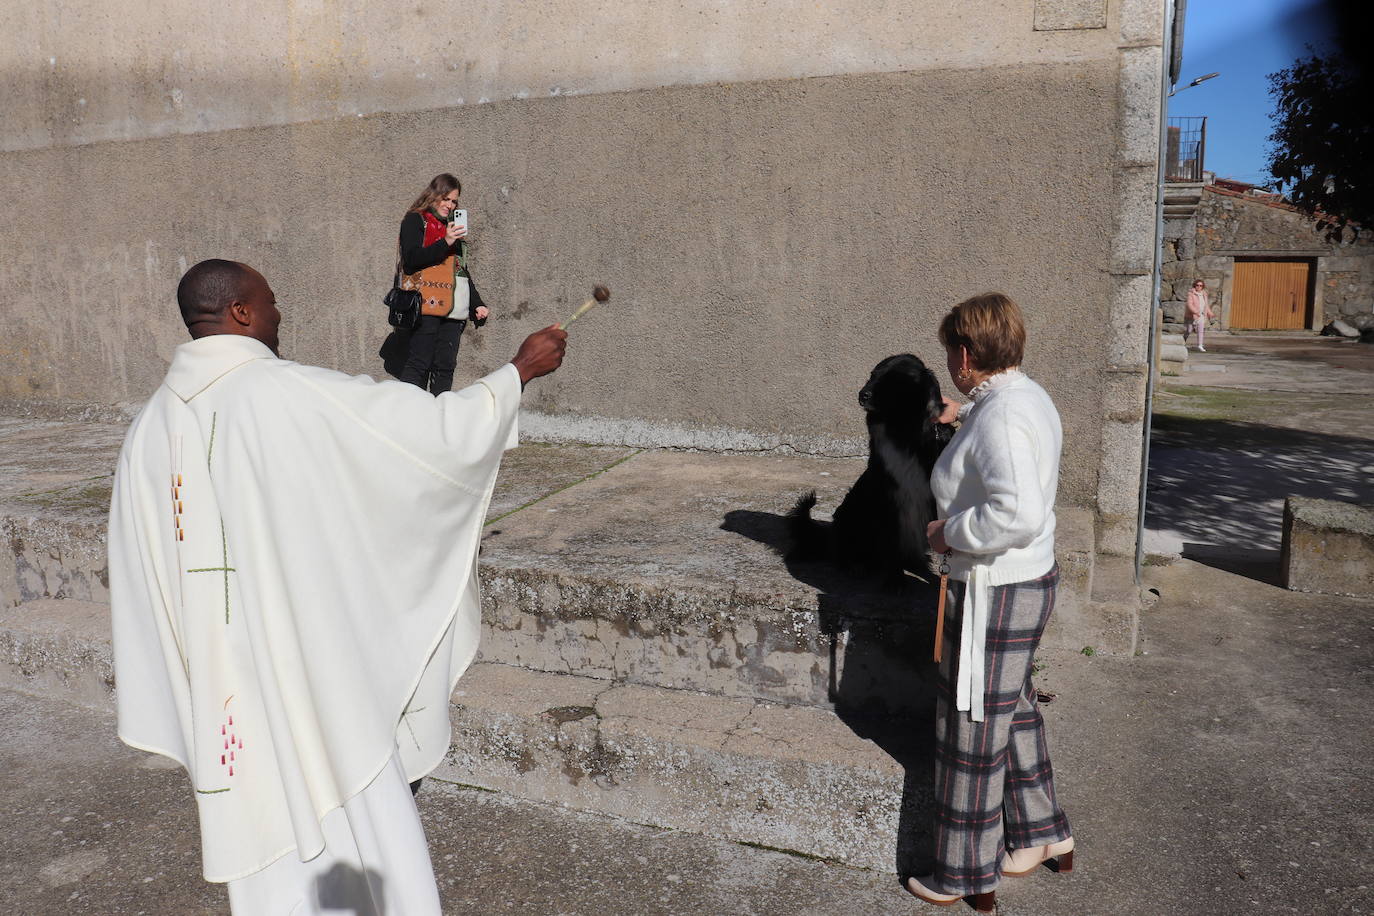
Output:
[559, 285, 612, 330]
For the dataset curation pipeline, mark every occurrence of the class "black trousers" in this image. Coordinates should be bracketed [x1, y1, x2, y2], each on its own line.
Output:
[399, 316, 466, 394]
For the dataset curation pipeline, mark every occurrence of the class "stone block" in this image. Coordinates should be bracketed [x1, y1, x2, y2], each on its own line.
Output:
[1102, 367, 1148, 423]
[1163, 218, 1195, 241]
[1096, 417, 1145, 526]
[1161, 260, 1194, 282]
[1281, 498, 1374, 598]
[1196, 255, 1232, 271]
[1119, 0, 1166, 44]
[1108, 273, 1154, 366]
[1112, 165, 1161, 275]
[1162, 301, 1186, 323]
[1034, 0, 1107, 30]
[1176, 236, 1197, 260]
[1116, 47, 1163, 165]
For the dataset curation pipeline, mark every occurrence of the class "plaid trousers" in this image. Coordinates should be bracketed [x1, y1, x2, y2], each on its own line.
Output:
[930, 565, 1072, 895]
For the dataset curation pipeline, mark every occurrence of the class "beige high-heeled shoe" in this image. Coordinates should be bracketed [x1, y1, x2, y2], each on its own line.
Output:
[902, 875, 995, 913]
[1002, 837, 1075, 877]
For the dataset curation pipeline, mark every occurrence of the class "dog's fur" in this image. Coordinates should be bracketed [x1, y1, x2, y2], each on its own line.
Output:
[789, 354, 955, 578]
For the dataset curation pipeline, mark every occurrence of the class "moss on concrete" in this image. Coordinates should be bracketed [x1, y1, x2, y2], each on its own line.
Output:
[14, 477, 113, 514]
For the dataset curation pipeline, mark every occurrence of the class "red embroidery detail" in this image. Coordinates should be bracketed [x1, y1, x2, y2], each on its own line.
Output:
[217, 701, 244, 780]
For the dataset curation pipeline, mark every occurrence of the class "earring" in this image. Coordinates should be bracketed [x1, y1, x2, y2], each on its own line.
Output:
[957, 369, 971, 382]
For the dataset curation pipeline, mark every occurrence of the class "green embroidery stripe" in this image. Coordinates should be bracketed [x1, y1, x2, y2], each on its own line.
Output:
[220, 518, 231, 624]
[186, 566, 236, 573]
[206, 412, 218, 466]
[196, 787, 231, 795]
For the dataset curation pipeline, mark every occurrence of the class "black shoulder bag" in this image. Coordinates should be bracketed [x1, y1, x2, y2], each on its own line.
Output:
[384, 241, 421, 330]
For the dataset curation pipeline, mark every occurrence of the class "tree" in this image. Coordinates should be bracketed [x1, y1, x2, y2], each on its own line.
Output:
[1266, 52, 1373, 241]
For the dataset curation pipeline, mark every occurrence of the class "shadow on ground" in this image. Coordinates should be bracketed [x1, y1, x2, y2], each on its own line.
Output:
[1147, 414, 1374, 584]
[720, 506, 940, 879]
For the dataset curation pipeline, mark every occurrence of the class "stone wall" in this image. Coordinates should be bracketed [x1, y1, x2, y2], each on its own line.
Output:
[1161, 186, 1374, 329]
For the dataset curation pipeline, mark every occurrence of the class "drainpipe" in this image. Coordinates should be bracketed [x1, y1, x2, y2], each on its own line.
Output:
[1134, 0, 1181, 581]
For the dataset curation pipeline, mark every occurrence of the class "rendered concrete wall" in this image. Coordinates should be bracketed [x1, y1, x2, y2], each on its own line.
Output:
[3, 0, 1120, 153]
[0, 0, 1165, 540]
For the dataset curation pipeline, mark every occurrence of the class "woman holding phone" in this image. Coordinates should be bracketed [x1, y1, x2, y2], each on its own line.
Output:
[397, 173, 490, 394]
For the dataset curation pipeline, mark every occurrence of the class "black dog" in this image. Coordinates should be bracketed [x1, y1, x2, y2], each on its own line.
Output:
[789, 354, 955, 579]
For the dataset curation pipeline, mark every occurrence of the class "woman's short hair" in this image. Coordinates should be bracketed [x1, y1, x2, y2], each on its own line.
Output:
[407, 173, 462, 214]
[938, 292, 1026, 373]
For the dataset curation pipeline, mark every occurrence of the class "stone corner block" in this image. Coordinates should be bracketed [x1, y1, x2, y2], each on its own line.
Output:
[1034, 0, 1108, 30]
[1281, 498, 1374, 598]
[1117, 46, 1163, 163]
[1118, 0, 1166, 45]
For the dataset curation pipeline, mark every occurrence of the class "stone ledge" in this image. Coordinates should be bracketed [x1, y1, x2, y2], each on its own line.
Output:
[0, 598, 114, 708]
[437, 661, 917, 872]
[1282, 497, 1374, 598]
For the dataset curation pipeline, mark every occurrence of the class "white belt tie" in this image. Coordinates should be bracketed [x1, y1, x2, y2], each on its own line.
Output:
[955, 565, 990, 722]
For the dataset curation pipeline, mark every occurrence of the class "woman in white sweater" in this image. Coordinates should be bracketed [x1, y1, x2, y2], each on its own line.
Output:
[904, 293, 1074, 912]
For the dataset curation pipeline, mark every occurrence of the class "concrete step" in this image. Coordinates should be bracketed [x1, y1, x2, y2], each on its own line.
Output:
[0, 596, 926, 871]
[0, 598, 114, 708]
[440, 662, 921, 871]
[2, 448, 1110, 711]
[1160, 342, 1189, 364]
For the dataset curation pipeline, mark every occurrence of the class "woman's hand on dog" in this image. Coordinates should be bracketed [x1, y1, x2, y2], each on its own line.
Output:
[927, 519, 950, 554]
[938, 397, 961, 425]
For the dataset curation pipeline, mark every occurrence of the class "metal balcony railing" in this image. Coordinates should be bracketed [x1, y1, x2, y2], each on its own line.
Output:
[1166, 116, 1206, 182]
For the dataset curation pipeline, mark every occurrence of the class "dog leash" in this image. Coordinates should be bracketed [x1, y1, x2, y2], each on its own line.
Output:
[934, 550, 952, 663]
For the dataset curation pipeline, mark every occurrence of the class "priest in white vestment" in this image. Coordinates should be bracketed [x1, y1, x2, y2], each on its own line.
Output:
[108, 259, 568, 914]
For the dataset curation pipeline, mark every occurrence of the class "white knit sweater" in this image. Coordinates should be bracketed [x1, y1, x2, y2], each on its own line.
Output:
[930, 369, 1062, 720]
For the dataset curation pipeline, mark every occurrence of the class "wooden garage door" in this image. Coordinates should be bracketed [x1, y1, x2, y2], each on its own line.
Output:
[1230, 260, 1311, 329]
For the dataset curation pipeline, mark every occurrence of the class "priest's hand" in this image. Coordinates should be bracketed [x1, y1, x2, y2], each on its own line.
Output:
[512, 325, 568, 385]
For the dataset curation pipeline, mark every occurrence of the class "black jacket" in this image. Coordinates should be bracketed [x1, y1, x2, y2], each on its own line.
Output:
[398, 211, 487, 325]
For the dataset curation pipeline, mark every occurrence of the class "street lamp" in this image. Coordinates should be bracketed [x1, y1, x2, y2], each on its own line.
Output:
[1169, 72, 1220, 96]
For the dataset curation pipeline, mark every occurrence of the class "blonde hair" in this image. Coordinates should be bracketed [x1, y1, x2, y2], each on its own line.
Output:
[938, 292, 1026, 373]
[407, 173, 462, 215]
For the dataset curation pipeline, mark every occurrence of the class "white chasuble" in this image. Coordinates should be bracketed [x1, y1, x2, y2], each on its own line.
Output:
[108, 334, 519, 882]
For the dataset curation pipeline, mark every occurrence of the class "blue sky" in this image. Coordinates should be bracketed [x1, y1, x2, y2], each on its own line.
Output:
[1167, 0, 1338, 185]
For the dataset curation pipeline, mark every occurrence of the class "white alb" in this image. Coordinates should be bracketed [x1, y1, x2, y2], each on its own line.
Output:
[932, 369, 1061, 721]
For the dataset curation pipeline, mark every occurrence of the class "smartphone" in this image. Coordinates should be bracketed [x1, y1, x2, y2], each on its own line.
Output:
[450, 209, 468, 233]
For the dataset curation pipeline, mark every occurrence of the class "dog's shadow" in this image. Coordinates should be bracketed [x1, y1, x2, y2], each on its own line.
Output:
[721, 507, 941, 878]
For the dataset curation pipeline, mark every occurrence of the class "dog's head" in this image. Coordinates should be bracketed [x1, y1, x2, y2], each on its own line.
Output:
[858, 354, 942, 422]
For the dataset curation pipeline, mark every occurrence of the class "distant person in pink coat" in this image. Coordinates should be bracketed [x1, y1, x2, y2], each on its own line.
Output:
[1185, 279, 1214, 352]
